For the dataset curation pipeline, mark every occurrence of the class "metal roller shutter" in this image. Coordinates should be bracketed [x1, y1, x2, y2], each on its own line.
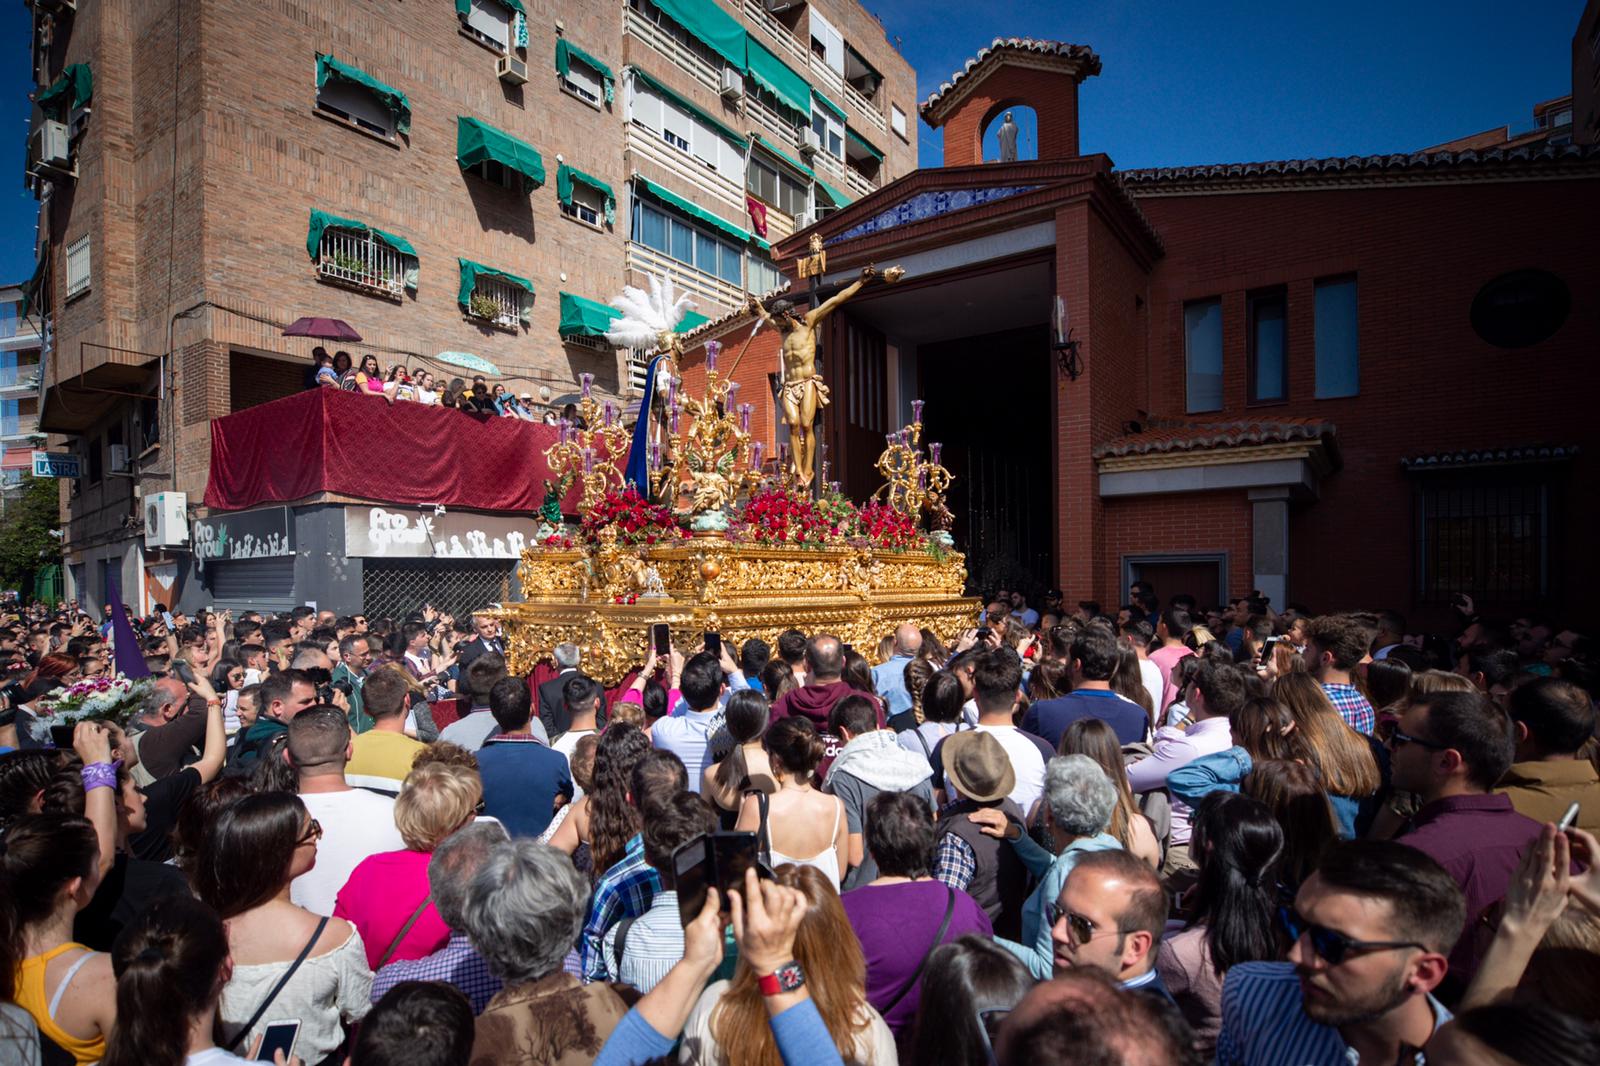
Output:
[204, 557, 297, 614]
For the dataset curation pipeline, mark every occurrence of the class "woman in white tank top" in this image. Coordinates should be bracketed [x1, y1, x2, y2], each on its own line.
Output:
[737, 717, 848, 891]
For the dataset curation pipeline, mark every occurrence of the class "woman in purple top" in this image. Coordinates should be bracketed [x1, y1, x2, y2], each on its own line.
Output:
[841, 791, 992, 1054]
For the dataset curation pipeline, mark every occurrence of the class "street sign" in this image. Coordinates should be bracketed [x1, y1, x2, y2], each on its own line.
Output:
[31, 451, 80, 479]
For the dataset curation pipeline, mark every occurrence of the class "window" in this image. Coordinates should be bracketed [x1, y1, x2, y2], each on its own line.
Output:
[1247, 288, 1287, 403]
[65, 236, 91, 299]
[462, 0, 511, 52]
[468, 274, 522, 329]
[562, 55, 603, 104]
[0, 298, 17, 340]
[748, 254, 783, 294]
[891, 105, 907, 140]
[471, 159, 521, 190]
[746, 157, 807, 217]
[0, 399, 19, 437]
[1314, 277, 1358, 398]
[811, 109, 844, 160]
[631, 198, 745, 286]
[1183, 297, 1223, 413]
[315, 80, 397, 139]
[627, 80, 743, 181]
[562, 182, 604, 226]
[809, 10, 844, 74]
[1416, 477, 1552, 603]
[317, 227, 405, 297]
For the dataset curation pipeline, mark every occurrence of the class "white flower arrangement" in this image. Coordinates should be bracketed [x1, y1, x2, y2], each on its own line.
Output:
[31, 675, 155, 726]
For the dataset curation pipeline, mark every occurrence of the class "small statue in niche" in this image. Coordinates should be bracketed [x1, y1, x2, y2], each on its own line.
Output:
[997, 111, 1019, 163]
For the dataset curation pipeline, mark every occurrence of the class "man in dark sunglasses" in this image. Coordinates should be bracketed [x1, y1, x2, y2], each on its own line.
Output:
[1216, 841, 1464, 1066]
[1047, 850, 1172, 1003]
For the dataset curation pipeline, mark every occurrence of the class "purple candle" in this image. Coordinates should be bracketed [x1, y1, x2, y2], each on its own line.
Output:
[727, 380, 740, 404]
[650, 441, 662, 470]
[929, 442, 942, 465]
[778, 442, 790, 467]
[579, 372, 594, 399]
[666, 375, 677, 408]
[738, 403, 752, 433]
[918, 466, 928, 489]
[751, 440, 765, 466]
[582, 447, 595, 473]
[669, 407, 680, 434]
[911, 399, 925, 424]
[705, 341, 719, 373]
[885, 432, 896, 449]
[603, 402, 616, 427]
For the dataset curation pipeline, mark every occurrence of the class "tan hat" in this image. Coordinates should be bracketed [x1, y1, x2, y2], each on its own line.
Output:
[941, 730, 1015, 803]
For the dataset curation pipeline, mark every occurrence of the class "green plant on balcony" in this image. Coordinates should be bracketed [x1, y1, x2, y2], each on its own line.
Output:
[469, 290, 506, 321]
[328, 251, 366, 274]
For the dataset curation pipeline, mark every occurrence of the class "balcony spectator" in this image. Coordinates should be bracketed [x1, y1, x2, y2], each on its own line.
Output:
[355, 354, 398, 404]
[312, 347, 340, 388]
[411, 369, 439, 404]
[333, 350, 354, 385]
[440, 377, 467, 409]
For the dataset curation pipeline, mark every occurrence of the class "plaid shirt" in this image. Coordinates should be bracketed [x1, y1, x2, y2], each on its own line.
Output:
[580, 834, 661, 983]
[371, 931, 503, 1013]
[1322, 682, 1375, 735]
[933, 829, 977, 892]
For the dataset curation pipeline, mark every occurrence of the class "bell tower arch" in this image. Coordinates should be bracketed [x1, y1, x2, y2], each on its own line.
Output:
[920, 38, 1102, 167]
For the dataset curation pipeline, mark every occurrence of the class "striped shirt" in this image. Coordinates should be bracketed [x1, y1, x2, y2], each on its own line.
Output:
[1216, 962, 1450, 1066]
[602, 890, 684, 994]
[1321, 683, 1375, 736]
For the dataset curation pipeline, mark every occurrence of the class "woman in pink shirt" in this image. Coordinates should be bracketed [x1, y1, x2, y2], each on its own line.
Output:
[334, 761, 481, 969]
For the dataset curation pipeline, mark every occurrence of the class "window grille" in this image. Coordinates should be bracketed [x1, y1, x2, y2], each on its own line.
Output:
[470, 274, 523, 328]
[361, 559, 515, 621]
[318, 227, 404, 298]
[1415, 478, 1550, 604]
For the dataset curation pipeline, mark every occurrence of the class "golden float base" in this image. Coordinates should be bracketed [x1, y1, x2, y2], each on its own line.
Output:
[498, 538, 978, 685]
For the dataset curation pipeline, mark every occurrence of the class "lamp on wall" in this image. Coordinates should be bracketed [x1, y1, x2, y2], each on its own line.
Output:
[1052, 295, 1081, 381]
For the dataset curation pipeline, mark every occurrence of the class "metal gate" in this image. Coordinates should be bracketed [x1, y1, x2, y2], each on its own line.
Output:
[205, 557, 297, 614]
[360, 560, 515, 621]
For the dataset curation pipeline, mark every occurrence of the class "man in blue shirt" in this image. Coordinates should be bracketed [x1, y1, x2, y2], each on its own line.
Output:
[651, 652, 724, 794]
[476, 676, 572, 838]
[1216, 841, 1463, 1066]
[870, 623, 922, 721]
[1021, 624, 1148, 747]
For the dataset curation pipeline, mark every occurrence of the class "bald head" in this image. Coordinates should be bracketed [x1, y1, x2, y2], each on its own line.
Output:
[805, 635, 843, 681]
[894, 623, 923, 657]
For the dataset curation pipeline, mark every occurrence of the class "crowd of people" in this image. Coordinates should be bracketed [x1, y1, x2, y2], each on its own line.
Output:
[0, 583, 1598, 1065]
[310, 346, 562, 423]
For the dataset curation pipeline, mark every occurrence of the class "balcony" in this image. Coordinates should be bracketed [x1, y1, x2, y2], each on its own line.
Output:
[317, 228, 405, 300]
[809, 52, 844, 97]
[0, 364, 42, 392]
[626, 241, 744, 316]
[744, 92, 803, 148]
[844, 80, 886, 133]
[844, 164, 876, 200]
[624, 6, 719, 92]
[742, 0, 808, 67]
[626, 123, 746, 218]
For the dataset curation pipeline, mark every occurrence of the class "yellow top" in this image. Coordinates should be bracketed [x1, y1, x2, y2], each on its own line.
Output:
[345, 728, 426, 790]
[14, 943, 105, 1065]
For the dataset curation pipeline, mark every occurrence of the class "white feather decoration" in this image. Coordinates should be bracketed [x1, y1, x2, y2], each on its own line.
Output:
[605, 273, 696, 350]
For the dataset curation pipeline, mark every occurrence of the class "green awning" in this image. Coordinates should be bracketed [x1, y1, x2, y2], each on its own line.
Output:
[458, 259, 533, 324]
[555, 40, 614, 103]
[754, 134, 815, 180]
[678, 310, 711, 332]
[557, 164, 617, 224]
[847, 126, 884, 162]
[455, 0, 525, 16]
[747, 39, 810, 119]
[627, 67, 747, 151]
[36, 64, 92, 120]
[650, 0, 747, 73]
[316, 55, 410, 135]
[558, 291, 620, 338]
[814, 178, 851, 207]
[306, 209, 419, 290]
[456, 116, 546, 193]
[812, 89, 846, 123]
[633, 175, 752, 245]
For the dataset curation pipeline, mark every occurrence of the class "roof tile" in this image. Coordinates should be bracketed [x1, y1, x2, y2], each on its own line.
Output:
[921, 38, 1102, 119]
[1093, 417, 1336, 459]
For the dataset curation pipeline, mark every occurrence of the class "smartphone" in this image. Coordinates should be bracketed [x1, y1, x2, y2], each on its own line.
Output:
[975, 627, 992, 643]
[673, 831, 772, 927]
[49, 724, 75, 748]
[651, 622, 671, 657]
[703, 631, 722, 656]
[1559, 802, 1581, 831]
[841, 642, 855, 656]
[255, 1020, 300, 1061]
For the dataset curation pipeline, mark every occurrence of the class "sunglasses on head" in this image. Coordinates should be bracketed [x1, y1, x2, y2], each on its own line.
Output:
[1278, 905, 1426, 965]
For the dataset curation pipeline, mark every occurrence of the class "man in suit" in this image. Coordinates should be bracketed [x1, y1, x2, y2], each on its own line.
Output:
[1049, 849, 1175, 1006]
[456, 613, 506, 671]
[537, 642, 583, 738]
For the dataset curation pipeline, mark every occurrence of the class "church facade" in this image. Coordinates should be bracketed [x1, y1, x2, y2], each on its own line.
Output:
[679, 35, 1599, 624]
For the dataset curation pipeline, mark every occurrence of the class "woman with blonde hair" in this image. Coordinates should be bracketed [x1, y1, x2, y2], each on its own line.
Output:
[681, 864, 897, 1066]
[335, 761, 481, 968]
[1058, 717, 1162, 868]
[1270, 672, 1384, 837]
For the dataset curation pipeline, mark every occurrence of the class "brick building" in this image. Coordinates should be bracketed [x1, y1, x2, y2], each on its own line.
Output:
[18, 0, 915, 613]
[0, 283, 45, 498]
[676, 31, 1599, 625]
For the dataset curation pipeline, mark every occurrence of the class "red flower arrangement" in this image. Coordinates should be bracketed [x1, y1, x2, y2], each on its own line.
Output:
[735, 486, 858, 547]
[580, 486, 688, 547]
[858, 501, 924, 552]
[539, 532, 575, 549]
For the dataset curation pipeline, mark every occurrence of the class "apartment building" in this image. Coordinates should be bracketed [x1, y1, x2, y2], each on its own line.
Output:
[19, 0, 915, 612]
[0, 283, 45, 498]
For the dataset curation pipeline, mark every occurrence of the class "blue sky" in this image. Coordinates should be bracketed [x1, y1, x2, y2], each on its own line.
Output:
[0, 1, 1580, 282]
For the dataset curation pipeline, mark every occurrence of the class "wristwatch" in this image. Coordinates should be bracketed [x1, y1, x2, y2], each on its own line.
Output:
[757, 960, 805, 996]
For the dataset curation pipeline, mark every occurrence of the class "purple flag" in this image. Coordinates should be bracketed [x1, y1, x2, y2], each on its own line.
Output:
[104, 578, 151, 679]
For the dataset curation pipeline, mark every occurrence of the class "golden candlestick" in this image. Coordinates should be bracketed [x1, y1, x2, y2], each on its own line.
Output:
[649, 342, 765, 520]
[542, 374, 633, 513]
[872, 403, 953, 530]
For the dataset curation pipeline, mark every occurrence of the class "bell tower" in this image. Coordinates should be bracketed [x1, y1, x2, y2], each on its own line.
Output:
[920, 38, 1101, 167]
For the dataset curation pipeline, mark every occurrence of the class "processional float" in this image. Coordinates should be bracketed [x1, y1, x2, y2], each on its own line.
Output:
[497, 262, 977, 685]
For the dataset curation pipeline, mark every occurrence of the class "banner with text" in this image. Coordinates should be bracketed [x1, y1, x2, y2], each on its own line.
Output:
[343, 506, 535, 560]
[193, 507, 295, 569]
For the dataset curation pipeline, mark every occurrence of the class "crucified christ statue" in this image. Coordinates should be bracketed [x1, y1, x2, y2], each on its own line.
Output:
[748, 263, 903, 489]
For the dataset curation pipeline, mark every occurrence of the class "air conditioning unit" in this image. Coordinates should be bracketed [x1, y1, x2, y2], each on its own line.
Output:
[27, 119, 72, 177]
[719, 68, 744, 100]
[497, 55, 528, 85]
[798, 127, 821, 156]
[793, 208, 816, 228]
[108, 444, 130, 473]
[143, 491, 188, 549]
